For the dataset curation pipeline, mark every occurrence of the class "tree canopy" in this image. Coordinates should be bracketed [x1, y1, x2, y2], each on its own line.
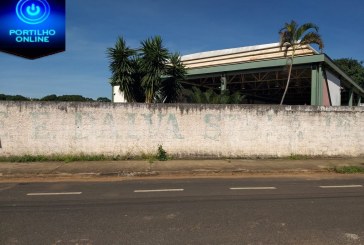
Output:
[96, 97, 111, 102]
[334, 58, 364, 88]
[40, 94, 94, 101]
[0, 94, 110, 102]
[279, 20, 324, 53]
[0, 94, 30, 101]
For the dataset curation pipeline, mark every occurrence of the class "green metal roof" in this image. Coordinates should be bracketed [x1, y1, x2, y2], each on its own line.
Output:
[186, 54, 324, 77]
[186, 54, 364, 96]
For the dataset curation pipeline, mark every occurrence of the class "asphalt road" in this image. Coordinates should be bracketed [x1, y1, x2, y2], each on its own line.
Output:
[0, 176, 363, 245]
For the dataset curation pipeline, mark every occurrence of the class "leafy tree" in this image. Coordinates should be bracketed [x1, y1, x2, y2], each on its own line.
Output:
[12, 95, 30, 101]
[279, 20, 324, 104]
[96, 97, 111, 102]
[107, 36, 186, 103]
[0, 94, 30, 101]
[40, 94, 94, 102]
[334, 58, 364, 88]
[40, 94, 58, 101]
[57, 95, 93, 102]
[1, 94, 108, 102]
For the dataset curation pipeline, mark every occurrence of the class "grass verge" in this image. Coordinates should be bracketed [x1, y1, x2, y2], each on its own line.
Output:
[0, 146, 171, 163]
[0, 154, 143, 163]
[333, 166, 364, 174]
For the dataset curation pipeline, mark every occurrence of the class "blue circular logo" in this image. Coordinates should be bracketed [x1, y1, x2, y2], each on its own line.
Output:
[16, 0, 51, 25]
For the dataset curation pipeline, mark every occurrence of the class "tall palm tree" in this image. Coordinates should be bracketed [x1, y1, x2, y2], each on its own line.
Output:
[140, 36, 169, 103]
[279, 20, 324, 105]
[107, 37, 138, 102]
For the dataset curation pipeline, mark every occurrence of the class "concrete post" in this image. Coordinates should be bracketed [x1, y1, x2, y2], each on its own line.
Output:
[311, 65, 323, 105]
[348, 89, 354, 106]
[220, 75, 227, 94]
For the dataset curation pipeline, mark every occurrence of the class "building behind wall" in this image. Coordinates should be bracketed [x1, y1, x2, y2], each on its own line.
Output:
[181, 43, 364, 106]
[112, 85, 126, 103]
[111, 42, 364, 105]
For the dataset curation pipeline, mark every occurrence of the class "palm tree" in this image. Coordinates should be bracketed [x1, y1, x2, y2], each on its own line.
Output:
[140, 36, 170, 103]
[159, 53, 186, 103]
[108, 36, 186, 103]
[279, 20, 324, 105]
[107, 37, 138, 102]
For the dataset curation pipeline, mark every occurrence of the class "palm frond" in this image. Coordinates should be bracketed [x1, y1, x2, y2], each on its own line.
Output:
[300, 32, 324, 51]
[205, 89, 215, 103]
[278, 20, 324, 105]
[140, 36, 170, 103]
[160, 53, 186, 103]
[279, 20, 298, 51]
[191, 87, 205, 103]
[295, 23, 319, 40]
[107, 37, 138, 102]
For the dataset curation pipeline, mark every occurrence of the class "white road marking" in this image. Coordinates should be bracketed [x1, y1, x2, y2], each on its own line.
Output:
[27, 192, 82, 196]
[230, 187, 277, 190]
[134, 189, 184, 193]
[319, 185, 363, 189]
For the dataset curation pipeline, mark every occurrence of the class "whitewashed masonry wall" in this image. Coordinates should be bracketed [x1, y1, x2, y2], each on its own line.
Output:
[0, 102, 363, 157]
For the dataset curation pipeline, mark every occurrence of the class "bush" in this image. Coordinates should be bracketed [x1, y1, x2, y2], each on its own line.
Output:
[156, 145, 168, 161]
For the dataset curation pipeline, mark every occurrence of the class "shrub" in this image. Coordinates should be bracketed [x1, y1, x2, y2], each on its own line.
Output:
[156, 145, 168, 161]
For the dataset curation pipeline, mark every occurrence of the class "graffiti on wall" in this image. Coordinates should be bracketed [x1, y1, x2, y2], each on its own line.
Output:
[0, 104, 363, 157]
[0, 109, 262, 143]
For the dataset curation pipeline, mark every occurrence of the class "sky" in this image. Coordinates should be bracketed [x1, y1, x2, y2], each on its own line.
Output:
[1, 0, 363, 99]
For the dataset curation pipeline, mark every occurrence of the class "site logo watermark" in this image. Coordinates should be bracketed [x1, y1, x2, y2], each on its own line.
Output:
[16, 0, 51, 25]
[0, 0, 65, 59]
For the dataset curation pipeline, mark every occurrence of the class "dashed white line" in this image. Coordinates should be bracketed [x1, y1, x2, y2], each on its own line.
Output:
[230, 187, 277, 190]
[319, 185, 363, 189]
[134, 189, 184, 193]
[27, 192, 82, 196]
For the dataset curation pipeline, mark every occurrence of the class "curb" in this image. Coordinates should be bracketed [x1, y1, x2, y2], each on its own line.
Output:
[0, 168, 333, 180]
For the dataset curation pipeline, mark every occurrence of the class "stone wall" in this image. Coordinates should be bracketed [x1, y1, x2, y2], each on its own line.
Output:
[0, 101, 363, 157]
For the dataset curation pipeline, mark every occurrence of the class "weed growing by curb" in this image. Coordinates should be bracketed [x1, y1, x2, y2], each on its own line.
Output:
[0, 154, 130, 163]
[288, 154, 309, 160]
[333, 166, 364, 174]
[156, 145, 168, 161]
[0, 148, 171, 163]
[141, 152, 157, 163]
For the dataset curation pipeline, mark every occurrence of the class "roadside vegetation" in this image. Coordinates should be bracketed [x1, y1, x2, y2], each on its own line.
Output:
[0, 154, 111, 163]
[288, 154, 310, 160]
[333, 166, 364, 174]
[0, 145, 171, 163]
[0, 154, 148, 163]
